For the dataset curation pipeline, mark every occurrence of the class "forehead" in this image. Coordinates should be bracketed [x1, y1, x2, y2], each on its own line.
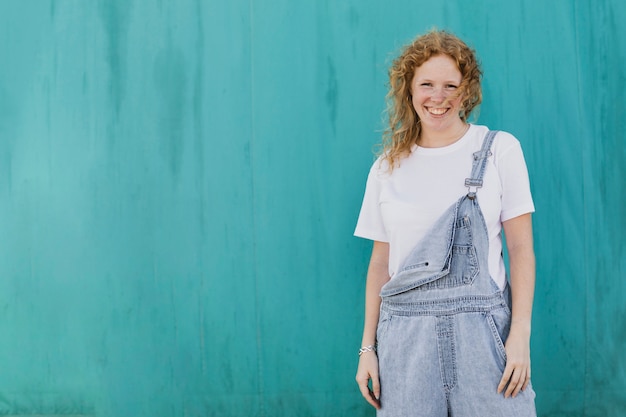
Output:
[413, 54, 461, 80]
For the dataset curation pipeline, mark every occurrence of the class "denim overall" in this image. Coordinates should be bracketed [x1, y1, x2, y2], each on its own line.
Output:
[376, 131, 536, 416]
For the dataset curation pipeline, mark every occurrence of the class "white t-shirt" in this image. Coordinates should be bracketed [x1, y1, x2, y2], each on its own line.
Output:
[354, 124, 535, 290]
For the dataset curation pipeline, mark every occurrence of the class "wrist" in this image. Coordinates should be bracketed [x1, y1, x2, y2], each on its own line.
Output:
[359, 345, 377, 356]
[510, 316, 531, 326]
[510, 319, 531, 335]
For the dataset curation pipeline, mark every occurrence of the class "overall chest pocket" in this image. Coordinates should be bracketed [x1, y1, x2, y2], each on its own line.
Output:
[416, 244, 479, 290]
[416, 216, 479, 291]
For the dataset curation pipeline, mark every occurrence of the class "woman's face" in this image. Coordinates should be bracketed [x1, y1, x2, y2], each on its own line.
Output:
[411, 54, 465, 134]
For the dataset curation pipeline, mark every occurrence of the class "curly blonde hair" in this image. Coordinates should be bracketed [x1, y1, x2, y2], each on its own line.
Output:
[380, 30, 482, 169]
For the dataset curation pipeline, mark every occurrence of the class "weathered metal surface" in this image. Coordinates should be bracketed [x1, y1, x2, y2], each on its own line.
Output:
[0, 1, 623, 416]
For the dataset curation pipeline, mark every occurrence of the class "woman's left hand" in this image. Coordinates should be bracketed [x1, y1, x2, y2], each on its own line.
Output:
[497, 325, 531, 398]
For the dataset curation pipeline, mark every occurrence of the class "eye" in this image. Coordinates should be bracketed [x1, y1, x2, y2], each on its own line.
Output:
[420, 82, 433, 87]
[445, 84, 458, 90]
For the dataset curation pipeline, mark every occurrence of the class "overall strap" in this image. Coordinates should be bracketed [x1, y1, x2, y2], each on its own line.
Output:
[465, 130, 498, 199]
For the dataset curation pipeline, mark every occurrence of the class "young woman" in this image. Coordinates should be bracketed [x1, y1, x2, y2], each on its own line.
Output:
[354, 30, 537, 416]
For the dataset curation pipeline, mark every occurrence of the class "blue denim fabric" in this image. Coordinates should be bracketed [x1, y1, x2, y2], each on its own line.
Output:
[377, 131, 536, 416]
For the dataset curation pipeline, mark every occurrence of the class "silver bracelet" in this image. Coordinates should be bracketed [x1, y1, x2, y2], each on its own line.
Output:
[359, 345, 377, 356]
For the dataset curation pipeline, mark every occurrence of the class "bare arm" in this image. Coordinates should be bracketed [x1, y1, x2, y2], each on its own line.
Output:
[497, 213, 535, 398]
[355, 241, 391, 409]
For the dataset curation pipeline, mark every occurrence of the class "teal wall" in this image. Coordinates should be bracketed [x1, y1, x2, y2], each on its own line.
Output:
[0, 1, 624, 416]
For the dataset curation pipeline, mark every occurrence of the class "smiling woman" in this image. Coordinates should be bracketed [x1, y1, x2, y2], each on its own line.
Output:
[379, 31, 483, 170]
[354, 30, 538, 416]
[410, 55, 467, 147]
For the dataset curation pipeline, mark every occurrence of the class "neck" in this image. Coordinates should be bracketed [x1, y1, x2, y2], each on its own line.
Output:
[418, 122, 469, 148]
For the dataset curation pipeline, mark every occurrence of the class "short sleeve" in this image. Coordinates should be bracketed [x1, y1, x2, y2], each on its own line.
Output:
[354, 161, 389, 242]
[495, 134, 535, 222]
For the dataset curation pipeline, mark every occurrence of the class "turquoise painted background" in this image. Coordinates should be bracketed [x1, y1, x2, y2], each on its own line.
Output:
[0, 1, 624, 416]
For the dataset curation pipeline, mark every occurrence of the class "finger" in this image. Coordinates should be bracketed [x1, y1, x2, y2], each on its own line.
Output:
[497, 365, 513, 394]
[522, 368, 531, 392]
[368, 390, 381, 410]
[505, 367, 522, 398]
[510, 368, 527, 398]
[356, 377, 379, 409]
[356, 377, 370, 399]
[371, 374, 381, 401]
[522, 365, 531, 391]
[363, 388, 380, 409]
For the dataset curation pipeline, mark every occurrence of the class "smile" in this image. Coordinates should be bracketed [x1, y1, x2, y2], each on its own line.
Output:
[427, 107, 448, 116]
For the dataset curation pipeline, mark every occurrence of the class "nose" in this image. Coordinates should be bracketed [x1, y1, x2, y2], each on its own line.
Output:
[430, 87, 446, 102]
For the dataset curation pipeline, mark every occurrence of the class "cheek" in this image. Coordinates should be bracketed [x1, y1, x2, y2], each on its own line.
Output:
[448, 96, 463, 110]
[411, 94, 423, 113]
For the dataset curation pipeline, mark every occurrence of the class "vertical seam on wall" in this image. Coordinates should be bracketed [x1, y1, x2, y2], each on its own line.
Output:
[572, 0, 588, 413]
[249, 0, 266, 416]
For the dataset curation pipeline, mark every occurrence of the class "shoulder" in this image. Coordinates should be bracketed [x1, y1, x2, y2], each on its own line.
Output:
[492, 130, 526, 166]
[368, 154, 395, 181]
[492, 130, 521, 151]
[469, 124, 523, 159]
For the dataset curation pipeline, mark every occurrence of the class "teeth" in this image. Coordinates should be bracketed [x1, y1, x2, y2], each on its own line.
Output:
[428, 108, 447, 115]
